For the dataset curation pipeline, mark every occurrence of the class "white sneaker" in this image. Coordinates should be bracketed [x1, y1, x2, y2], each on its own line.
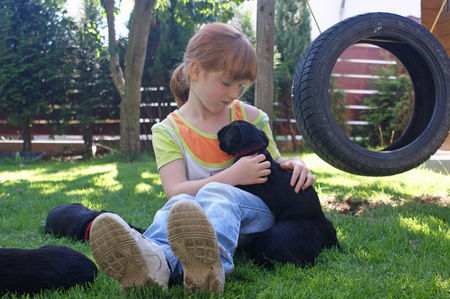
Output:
[167, 199, 225, 295]
[89, 213, 169, 291]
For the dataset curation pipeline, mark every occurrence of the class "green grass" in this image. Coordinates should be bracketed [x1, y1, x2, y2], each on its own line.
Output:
[0, 153, 449, 298]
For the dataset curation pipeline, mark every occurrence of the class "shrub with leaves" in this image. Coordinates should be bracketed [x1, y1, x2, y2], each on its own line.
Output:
[0, 0, 74, 151]
[360, 59, 414, 148]
[274, 0, 311, 151]
[329, 77, 351, 136]
[65, 0, 119, 157]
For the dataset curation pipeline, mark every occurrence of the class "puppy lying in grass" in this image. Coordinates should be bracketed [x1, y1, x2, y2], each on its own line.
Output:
[0, 245, 97, 295]
[45, 203, 145, 241]
[218, 120, 340, 267]
[45, 203, 106, 241]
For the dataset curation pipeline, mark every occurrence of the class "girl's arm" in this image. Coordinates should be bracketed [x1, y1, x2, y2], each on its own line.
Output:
[159, 154, 271, 199]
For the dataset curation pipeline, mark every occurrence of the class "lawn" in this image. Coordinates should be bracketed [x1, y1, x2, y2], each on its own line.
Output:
[0, 152, 449, 298]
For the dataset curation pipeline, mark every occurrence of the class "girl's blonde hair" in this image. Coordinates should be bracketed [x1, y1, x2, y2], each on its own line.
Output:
[170, 23, 257, 107]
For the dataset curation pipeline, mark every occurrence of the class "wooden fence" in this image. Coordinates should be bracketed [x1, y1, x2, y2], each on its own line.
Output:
[0, 88, 177, 154]
[332, 43, 399, 126]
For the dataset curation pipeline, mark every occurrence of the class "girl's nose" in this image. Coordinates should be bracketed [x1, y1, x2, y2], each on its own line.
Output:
[228, 84, 241, 99]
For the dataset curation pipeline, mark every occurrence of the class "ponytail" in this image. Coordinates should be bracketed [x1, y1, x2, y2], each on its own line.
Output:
[170, 64, 189, 108]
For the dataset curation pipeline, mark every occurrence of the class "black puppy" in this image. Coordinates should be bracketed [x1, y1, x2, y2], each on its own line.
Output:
[218, 120, 339, 267]
[45, 203, 145, 241]
[0, 245, 97, 295]
[45, 203, 105, 241]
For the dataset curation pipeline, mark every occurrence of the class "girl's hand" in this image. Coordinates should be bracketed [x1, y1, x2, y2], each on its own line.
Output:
[230, 154, 271, 185]
[278, 157, 315, 193]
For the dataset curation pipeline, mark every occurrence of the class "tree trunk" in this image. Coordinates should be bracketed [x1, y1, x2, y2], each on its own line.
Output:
[255, 0, 275, 130]
[120, 0, 154, 154]
[22, 122, 32, 152]
[82, 125, 94, 158]
[101, 0, 125, 97]
[276, 96, 299, 152]
[101, 0, 155, 155]
[282, 99, 299, 152]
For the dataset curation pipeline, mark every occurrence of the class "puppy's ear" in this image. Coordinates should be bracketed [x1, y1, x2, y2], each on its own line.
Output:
[218, 125, 242, 155]
[258, 129, 269, 148]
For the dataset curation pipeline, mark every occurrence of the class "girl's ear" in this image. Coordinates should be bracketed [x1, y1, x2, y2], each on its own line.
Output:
[189, 61, 202, 81]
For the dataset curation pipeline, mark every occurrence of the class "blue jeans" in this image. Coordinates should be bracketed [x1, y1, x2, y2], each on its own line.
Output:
[143, 182, 275, 278]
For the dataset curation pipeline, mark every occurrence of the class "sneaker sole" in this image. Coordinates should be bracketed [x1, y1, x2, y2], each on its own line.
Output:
[89, 213, 165, 291]
[167, 200, 224, 295]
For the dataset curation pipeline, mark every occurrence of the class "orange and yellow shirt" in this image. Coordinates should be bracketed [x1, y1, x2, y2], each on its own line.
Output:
[151, 100, 281, 180]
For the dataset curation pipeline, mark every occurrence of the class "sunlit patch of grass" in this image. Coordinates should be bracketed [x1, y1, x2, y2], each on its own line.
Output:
[298, 153, 450, 200]
[65, 188, 97, 197]
[135, 182, 153, 194]
[398, 214, 449, 238]
[80, 199, 105, 212]
[140, 171, 160, 180]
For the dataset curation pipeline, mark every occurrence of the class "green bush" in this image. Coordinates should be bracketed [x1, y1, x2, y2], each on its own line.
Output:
[360, 59, 414, 148]
[329, 77, 351, 136]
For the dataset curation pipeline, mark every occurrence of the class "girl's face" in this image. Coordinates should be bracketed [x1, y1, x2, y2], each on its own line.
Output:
[190, 63, 249, 114]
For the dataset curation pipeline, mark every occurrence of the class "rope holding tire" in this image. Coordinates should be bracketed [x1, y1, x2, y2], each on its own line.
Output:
[431, 0, 448, 33]
[292, 12, 449, 176]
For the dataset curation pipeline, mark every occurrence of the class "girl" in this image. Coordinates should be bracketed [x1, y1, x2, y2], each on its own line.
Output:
[89, 23, 315, 296]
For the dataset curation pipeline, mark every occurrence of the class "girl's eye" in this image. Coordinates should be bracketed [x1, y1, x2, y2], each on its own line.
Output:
[222, 81, 231, 86]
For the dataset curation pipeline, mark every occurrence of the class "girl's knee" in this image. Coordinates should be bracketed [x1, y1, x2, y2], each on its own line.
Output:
[196, 182, 239, 209]
[200, 181, 229, 192]
[159, 194, 195, 213]
[168, 193, 194, 202]
[198, 182, 236, 201]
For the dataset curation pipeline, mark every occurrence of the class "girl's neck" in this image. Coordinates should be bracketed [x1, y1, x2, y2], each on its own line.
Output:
[179, 100, 231, 135]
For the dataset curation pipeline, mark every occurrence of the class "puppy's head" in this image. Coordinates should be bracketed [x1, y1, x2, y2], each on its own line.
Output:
[218, 120, 269, 157]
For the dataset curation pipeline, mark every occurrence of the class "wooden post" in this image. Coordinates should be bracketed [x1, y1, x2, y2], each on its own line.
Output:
[255, 0, 275, 129]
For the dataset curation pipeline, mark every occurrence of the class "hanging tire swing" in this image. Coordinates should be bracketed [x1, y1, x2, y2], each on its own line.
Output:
[292, 12, 450, 176]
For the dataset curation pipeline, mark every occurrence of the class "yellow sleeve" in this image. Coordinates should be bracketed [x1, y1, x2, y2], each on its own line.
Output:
[252, 111, 282, 161]
[151, 122, 183, 170]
